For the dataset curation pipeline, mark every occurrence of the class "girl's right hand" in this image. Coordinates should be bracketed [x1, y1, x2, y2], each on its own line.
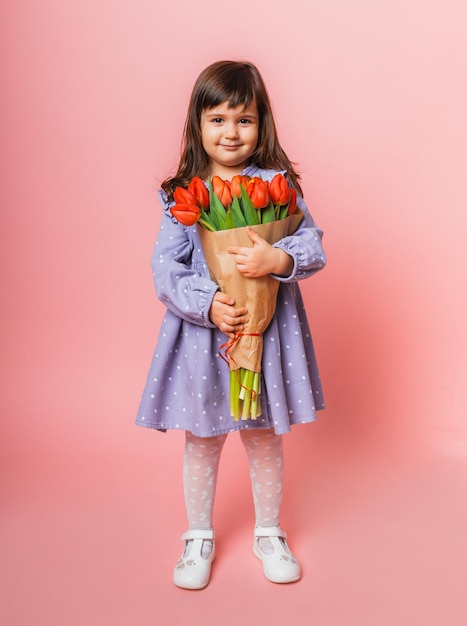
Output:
[209, 292, 248, 338]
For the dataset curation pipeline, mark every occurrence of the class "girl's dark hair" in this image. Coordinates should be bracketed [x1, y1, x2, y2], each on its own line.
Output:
[161, 60, 302, 199]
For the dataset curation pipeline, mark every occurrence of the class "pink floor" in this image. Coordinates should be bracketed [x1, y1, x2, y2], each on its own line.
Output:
[2, 2, 467, 623]
[2, 422, 466, 626]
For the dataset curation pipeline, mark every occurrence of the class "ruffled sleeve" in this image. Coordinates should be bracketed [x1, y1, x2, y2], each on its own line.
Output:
[271, 194, 326, 282]
[151, 190, 219, 327]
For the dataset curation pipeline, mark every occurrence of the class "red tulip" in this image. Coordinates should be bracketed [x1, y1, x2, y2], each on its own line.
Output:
[173, 186, 199, 206]
[269, 173, 290, 206]
[170, 203, 201, 226]
[246, 177, 270, 209]
[287, 188, 297, 214]
[188, 177, 209, 209]
[230, 175, 251, 198]
[212, 176, 233, 207]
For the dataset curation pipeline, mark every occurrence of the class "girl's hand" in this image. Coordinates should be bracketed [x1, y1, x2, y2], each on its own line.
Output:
[227, 226, 293, 278]
[209, 292, 249, 338]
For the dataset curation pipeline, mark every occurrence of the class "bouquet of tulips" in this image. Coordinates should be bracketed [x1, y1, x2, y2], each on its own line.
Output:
[170, 173, 302, 420]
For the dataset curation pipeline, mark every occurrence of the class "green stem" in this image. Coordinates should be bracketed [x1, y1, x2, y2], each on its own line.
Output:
[239, 368, 247, 401]
[231, 369, 240, 421]
[250, 372, 261, 419]
[240, 369, 255, 420]
[241, 387, 252, 420]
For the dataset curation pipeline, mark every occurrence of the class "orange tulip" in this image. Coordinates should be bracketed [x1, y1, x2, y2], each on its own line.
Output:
[170, 203, 201, 226]
[246, 177, 270, 209]
[230, 175, 251, 198]
[212, 176, 233, 207]
[188, 177, 209, 209]
[269, 173, 290, 206]
[287, 188, 297, 214]
[173, 186, 199, 207]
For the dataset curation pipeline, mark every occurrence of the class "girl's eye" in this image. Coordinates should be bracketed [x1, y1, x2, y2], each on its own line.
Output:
[212, 118, 223, 123]
[239, 119, 252, 124]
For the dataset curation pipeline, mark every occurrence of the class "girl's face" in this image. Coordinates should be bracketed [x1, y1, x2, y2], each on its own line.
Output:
[200, 100, 259, 179]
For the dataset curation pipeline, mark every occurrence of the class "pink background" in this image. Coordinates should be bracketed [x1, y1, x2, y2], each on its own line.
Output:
[1, 1, 466, 624]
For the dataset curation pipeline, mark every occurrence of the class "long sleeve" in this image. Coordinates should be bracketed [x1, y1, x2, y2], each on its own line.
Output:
[151, 191, 219, 327]
[272, 194, 326, 282]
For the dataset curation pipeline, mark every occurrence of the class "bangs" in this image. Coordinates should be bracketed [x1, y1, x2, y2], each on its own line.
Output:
[197, 69, 257, 111]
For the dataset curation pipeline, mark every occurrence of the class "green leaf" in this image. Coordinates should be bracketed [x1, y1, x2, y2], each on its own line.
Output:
[199, 207, 217, 231]
[261, 200, 276, 223]
[239, 184, 259, 225]
[230, 195, 247, 228]
[225, 211, 235, 230]
[198, 216, 216, 231]
[208, 180, 227, 229]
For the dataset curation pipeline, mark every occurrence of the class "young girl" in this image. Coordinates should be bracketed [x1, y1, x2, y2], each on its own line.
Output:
[136, 60, 326, 589]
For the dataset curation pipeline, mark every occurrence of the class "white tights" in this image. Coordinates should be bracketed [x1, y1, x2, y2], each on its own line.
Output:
[183, 431, 227, 530]
[239, 429, 284, 528]
[183, 428, 284, 533]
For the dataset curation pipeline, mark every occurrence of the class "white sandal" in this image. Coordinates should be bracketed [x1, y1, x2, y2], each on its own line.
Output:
[173, 529, 215, 590]
[253, 526, 301, 583]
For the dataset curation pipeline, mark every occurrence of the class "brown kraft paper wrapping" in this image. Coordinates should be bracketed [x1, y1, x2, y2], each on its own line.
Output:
[197, 211, 303, 373]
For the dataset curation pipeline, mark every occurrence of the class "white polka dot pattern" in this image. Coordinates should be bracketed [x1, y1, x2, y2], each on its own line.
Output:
[136, 166, 326, 438]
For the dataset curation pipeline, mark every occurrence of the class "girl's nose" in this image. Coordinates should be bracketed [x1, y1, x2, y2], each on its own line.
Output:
[224, 123, 239, 139]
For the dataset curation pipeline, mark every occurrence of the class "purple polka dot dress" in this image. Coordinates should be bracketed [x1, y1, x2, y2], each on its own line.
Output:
[135, 166, 326, 437]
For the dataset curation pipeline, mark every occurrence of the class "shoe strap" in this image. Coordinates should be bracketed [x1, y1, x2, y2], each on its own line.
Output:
[181, 529, 215, 541]
[254, 525, 287, 539]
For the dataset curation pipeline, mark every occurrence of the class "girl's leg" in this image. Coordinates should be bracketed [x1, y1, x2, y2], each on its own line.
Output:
[173, 431, 227, 590]
[183, 430, 227, 532]
[239, 428, 284, 532]
[239, 427, 301, 583]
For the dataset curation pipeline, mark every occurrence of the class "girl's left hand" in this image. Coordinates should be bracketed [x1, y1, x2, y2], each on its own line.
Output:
[227, 226, 293, 278]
